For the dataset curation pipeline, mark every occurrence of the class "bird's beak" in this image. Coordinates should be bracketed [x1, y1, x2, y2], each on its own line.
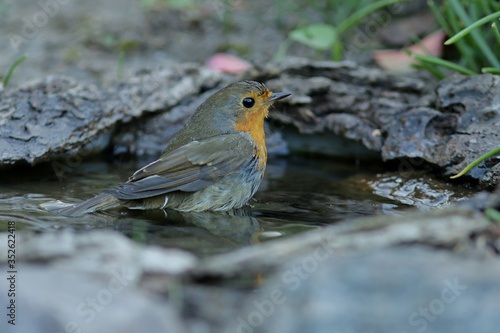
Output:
[267, 91, 291, 103]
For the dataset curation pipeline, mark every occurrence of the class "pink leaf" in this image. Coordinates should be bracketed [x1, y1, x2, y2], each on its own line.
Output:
[206, 53, 253, 74]
[373, 30, 446, 72]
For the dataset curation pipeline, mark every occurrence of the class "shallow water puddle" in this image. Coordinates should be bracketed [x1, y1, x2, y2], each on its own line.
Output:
[0, 156, 475, 257]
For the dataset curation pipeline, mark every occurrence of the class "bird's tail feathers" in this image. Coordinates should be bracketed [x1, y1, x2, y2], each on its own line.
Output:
[56, 193, 120, 217]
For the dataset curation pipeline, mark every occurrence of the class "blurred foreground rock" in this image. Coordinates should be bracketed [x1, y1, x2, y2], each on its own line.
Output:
[0, 231, 197, 333]
[229, 246, 500, 333]
[1, 192, 499, 333]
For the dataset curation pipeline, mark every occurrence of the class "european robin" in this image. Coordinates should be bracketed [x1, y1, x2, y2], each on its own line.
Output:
[59, 80, 291, 216]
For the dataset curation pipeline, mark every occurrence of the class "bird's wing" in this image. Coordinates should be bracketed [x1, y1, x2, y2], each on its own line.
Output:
[105, 134, 254, 200]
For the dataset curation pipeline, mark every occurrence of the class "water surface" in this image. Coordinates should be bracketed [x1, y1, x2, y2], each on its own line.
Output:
[0, 155, 474, 257]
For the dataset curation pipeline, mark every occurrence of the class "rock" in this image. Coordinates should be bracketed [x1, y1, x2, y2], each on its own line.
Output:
[2, 58, 498, 188]
[256, 61, 499, 188]
[2, 230, 198, 277]
[0, 266, 188, 333]
[381, 74, 500, 186]
[0, 65, 222, 168]
[258, 59, 435, 141]
[0, 229, 200, 333]
[181, 285, 249, 333]
[226, 246, 500, 333]
[431, 74, 500, 181]
[480, 164, 500, 189]
[382, 107, 445, 160]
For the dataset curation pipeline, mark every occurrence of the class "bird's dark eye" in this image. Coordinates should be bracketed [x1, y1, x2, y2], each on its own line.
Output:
[242, 97, 255, 108]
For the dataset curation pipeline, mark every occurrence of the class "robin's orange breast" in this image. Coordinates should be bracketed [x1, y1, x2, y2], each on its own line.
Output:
[234, 89, 272, 174]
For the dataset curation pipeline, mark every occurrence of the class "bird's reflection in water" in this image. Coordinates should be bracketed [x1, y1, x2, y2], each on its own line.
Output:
[118, 207, 262, 256]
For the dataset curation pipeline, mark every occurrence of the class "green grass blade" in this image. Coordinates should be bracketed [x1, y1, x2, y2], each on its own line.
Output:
[445, 11, 500, 45]
[479, 0, 492, 15]
[450, 146, 500, 179]
[444, 2, 461, 34]
[428, 0, 452, 35]
[468, 2, 479, 22]
[482, 67, 500, 74]
[442, 1, 479, 71]
[2, 55, 26, 88]
[331, 41, 343, 61]
[412, 53, 477, 75]
[118, 51, 125, 81]
[273, 39, 291, 61]
[485, 208, 500, 224]
[492, 22, 500, 45]
[411, 62, 446, 80]
[336, 0, 409, 35]
[448, 0, 500, 68]
[405, 47, 446, 79]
